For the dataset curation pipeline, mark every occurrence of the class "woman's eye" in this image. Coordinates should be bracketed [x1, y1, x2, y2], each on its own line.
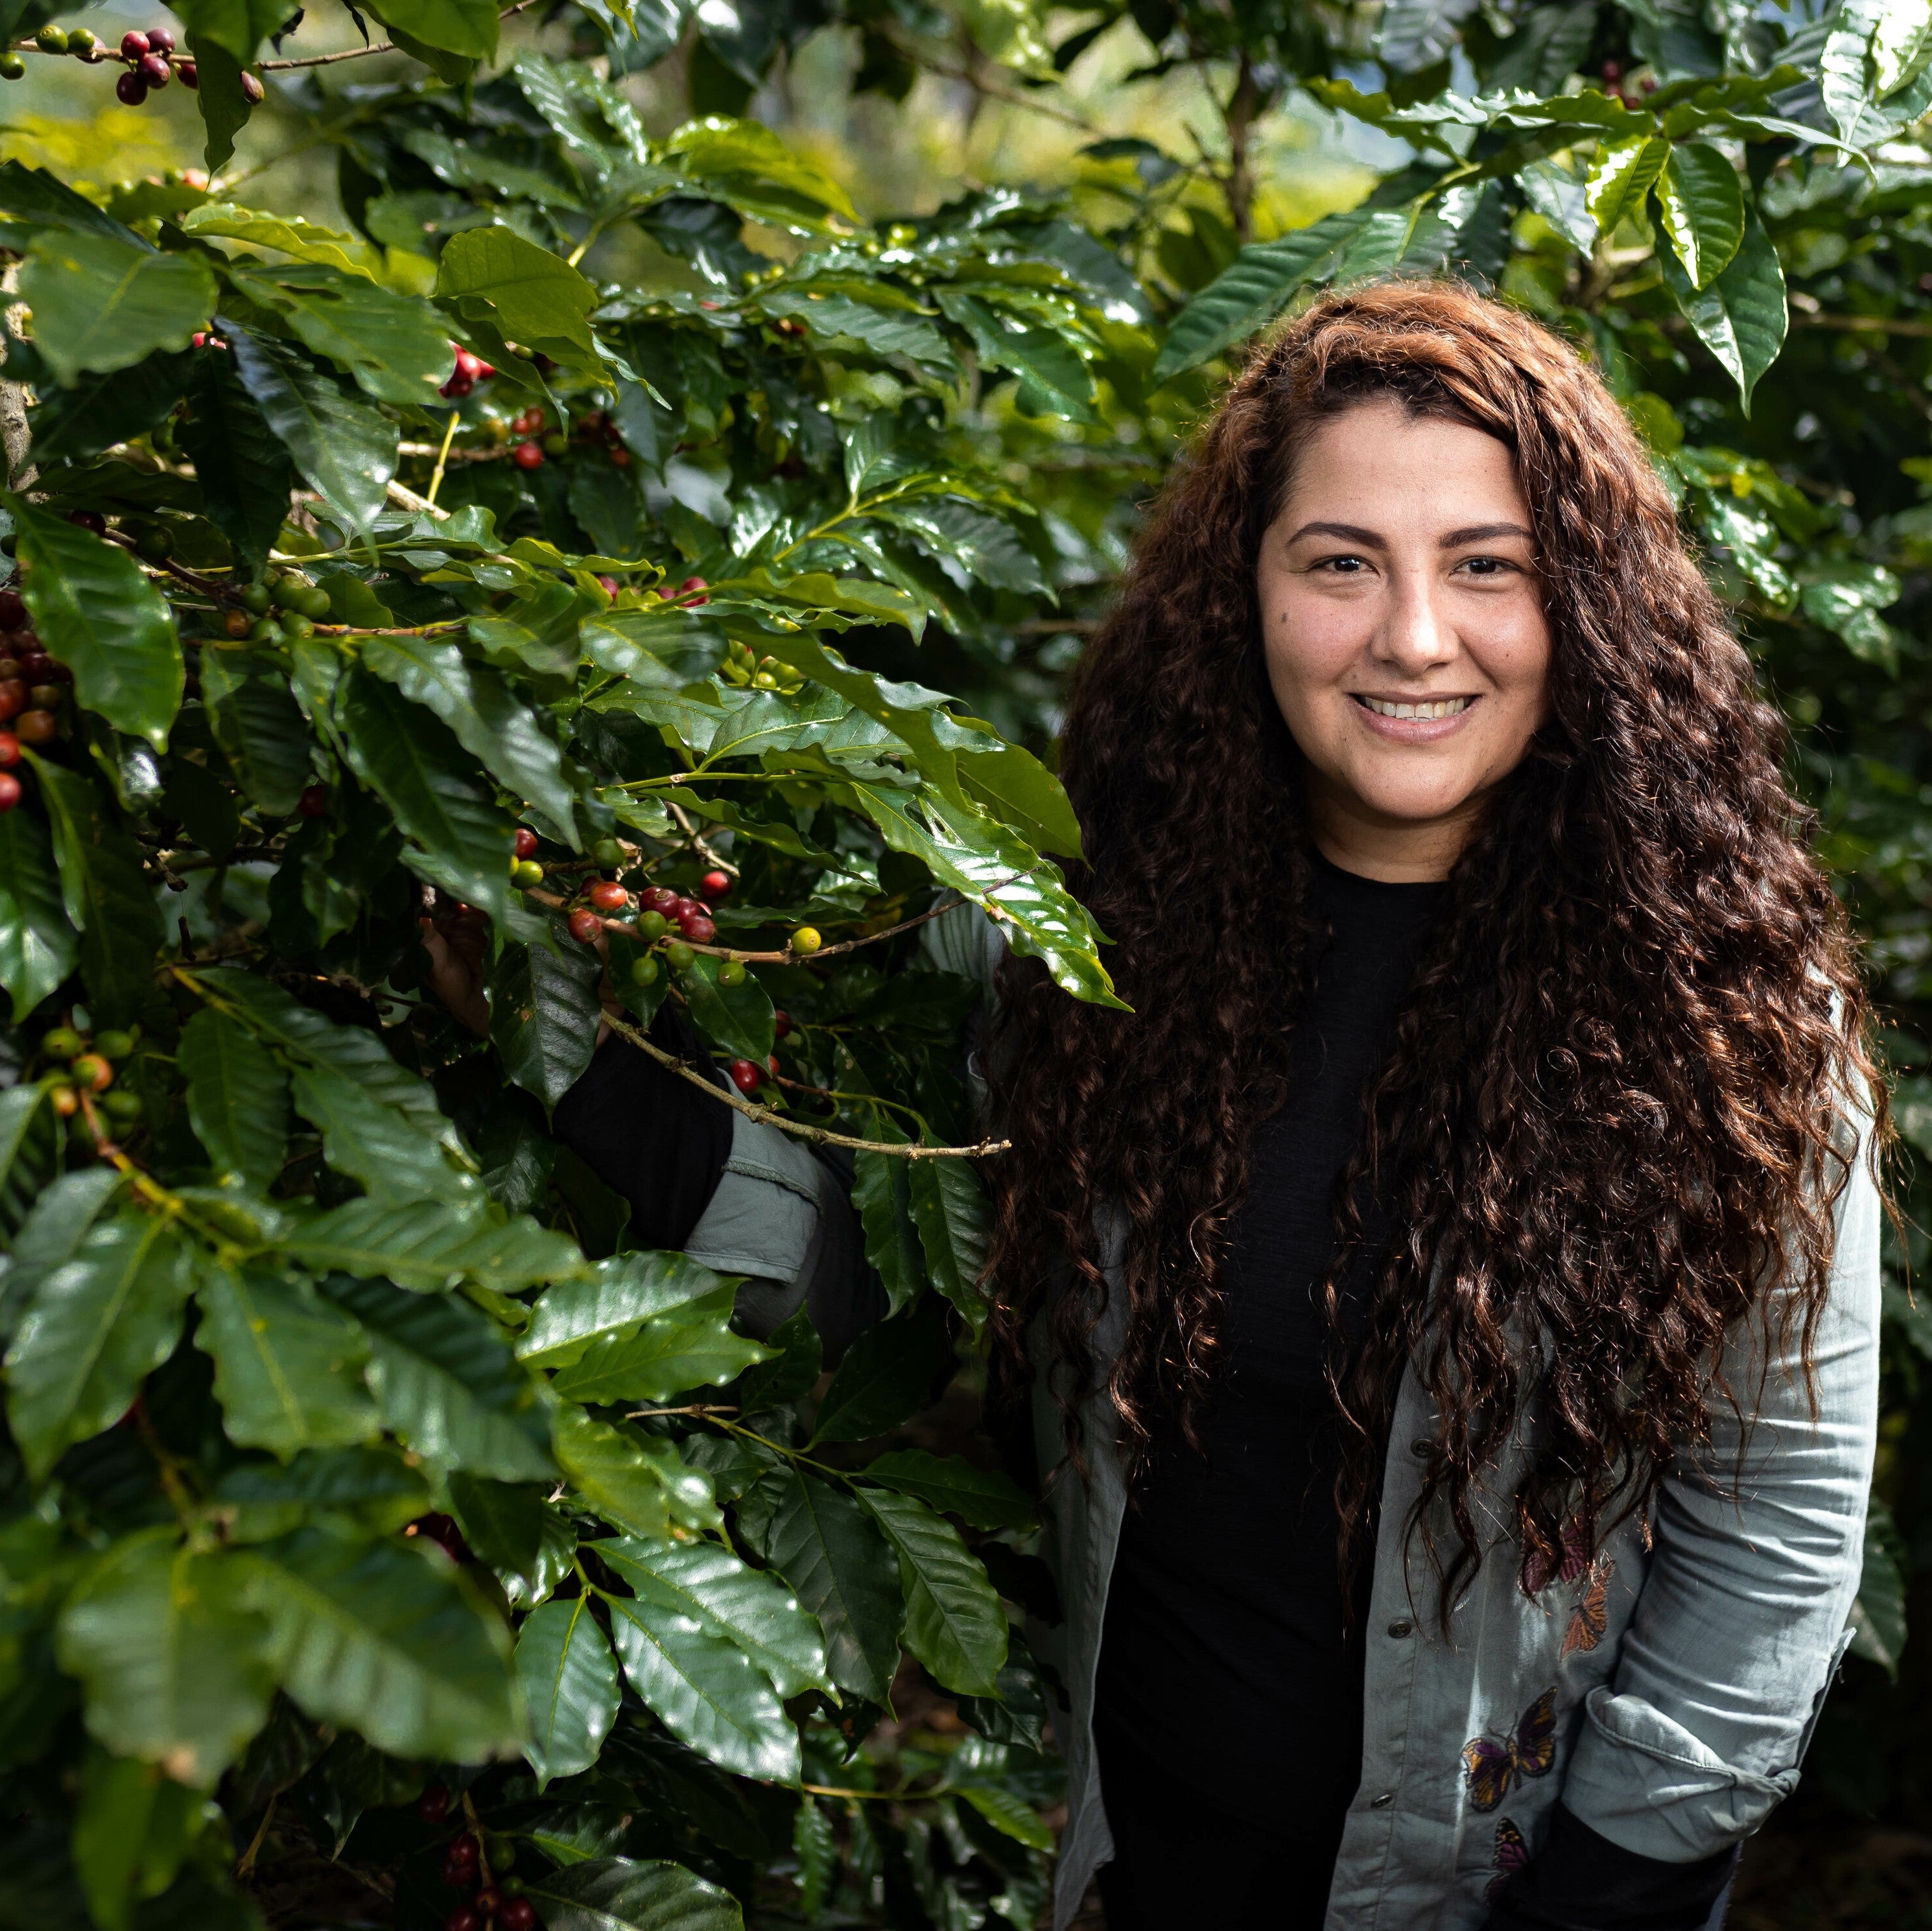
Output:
[1315, 555, 1368, 574]
[1457, 556, 1516, 578]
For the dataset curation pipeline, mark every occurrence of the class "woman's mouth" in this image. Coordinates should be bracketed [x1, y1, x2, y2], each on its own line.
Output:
[1354, 695, 1474, 720]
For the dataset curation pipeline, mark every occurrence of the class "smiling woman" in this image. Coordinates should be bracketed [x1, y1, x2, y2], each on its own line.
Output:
[984, 282, 1887, 1931]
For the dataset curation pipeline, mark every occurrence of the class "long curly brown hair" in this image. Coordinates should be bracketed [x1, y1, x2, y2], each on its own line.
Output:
[985, 280, 1883, 1616]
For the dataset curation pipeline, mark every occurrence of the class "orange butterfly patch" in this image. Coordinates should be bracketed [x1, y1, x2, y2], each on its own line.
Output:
[1562, 1560, 1612, 1657]
[1462, 1689, 1558, 1812]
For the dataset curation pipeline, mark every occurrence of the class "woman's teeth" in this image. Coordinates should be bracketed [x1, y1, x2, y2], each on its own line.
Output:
[1358, 696, 1472, 720]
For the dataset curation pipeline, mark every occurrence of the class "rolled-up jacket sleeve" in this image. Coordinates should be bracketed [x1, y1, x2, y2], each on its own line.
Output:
[1560, 1118, 1883, 1862]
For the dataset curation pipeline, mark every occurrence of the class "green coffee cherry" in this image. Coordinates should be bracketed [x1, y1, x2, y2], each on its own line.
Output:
[592, 837, 625, 869]
[93, 1030, 136, 1060]
[102, 1089, 143, 1125]
[282, 613, 316, 641]
[664, 939, 694, 972]
[717, 957, 746, 987]
[240, 582, 272, 615]
[248, 615, 282, 644]
[637, 910, 669, 941]
[630, 954, 659, 987]
[35, 23, 69, 52]
[511, 859, 545, 888]
[294, 584, 333, 620]
[42, 1025, 84, 1059]
[791, 926, 823, 955]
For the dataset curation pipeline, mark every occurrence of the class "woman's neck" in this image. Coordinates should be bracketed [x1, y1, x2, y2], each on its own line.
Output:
[1308, 777, 1484, 884]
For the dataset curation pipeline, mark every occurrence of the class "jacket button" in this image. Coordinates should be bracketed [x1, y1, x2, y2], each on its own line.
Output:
[1410, 1438, 1431, 1457]
[1371, 1791, 1395, 1808]
[1387, 1619, 1413, 1638]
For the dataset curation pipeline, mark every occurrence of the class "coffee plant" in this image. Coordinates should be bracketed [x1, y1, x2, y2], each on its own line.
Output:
[13, 0, 1932, 1919]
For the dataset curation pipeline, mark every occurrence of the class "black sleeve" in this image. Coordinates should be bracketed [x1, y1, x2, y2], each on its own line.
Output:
[550, 1008, 733, 1252]
[1485, 1804, 1738, 1931]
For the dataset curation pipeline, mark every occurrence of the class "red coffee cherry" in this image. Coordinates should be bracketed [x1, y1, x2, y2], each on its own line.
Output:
[698, 869, 731, 902]
[177, 58, 197, 85]
[120, 29, 150, 56]
[729, 1059, 762, 1094]
[475, 1889, 502, 1915]
[146, 24, 176, 51]
[773, 1009, 792, 1038]
[297, 784, 329, 817]
[417, 1782, 452, 1822]
[115, 69, 147, 103]
[445, 1910, 481, 1931]
[639, 885, 677, 913]
[678, 911, 715, 944]
[0, 772, 19, 813]
[67, 509, 108, 534]
[567, 908, 602, 943]
[768, 1054, 781, 1078]
[239, 69, 264, 101]
[499, 1901, 537, 1931]
[0, 589, 23, 627]
[512, 826, 539, 859]
[137, 51, 171, 84]
[14, 710, 56, 746]
[448, 1831, 480, 1866]
[512, 441, 543, 470]
[18, 651, 52, 679]
[676, 576, 708, 605]
[0, 682, 24, 721]
[587, 880, 628, 913]
[0, 732, 18, 767]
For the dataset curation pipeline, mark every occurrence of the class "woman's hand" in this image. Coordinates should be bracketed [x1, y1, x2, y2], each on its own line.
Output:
[418, 911, 490, 1036]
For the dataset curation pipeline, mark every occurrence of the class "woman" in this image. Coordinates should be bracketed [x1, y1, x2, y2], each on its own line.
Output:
[427, 282, 1884, 1931]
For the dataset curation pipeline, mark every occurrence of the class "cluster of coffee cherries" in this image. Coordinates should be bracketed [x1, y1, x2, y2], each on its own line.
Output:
[720, 637, 801, 692]
[8, 23, 207, 100]
[506, 405, 563, 472]
[415, 1785, 539, 1931]
[40, 1022, 145, 1134]
[1597, 58, 1656, 106]
[440, 342, 498, 400]
[0, 585, 74, 812]
[222, 568, 333, 644]
[572, 406, 633, 469]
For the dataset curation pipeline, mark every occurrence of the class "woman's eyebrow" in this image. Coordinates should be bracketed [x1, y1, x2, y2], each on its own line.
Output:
[1441, 522, 1535, 546]
[1286, 520, 1385, 547]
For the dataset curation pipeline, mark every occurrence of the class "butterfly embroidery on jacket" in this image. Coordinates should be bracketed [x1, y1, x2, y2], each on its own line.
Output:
[1485, 1818, 1530, 1901]
[1462, 1688, 1559, 1812]
[1562, 1560, 1612, 1657]
[1520, 1519, 1591, 1594]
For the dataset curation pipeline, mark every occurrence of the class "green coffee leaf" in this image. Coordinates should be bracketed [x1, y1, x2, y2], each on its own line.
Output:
[907, 1154, 989, 1338]
[177, 350, 294, 578]
[277, 1197, 584, 1293]
[522, 1856, 746, 1931]
[1586, 134, 1669, 237]
[436, 227, 600, 369]
[856, 1487, 1006, 1697]
[548, 1284, 771, 1405]
[520, 1250, 725, 1366]
[196, 1263, 379, 1460]
[1655, 142, 1745, 290]
[56, 1530, 275, 1785]
[239, 1521, 519, 1760]
[748, 1467, 902, 1703]
[17, 231, 216, 386]
[553, 1404, 721, 1539]
[738, 1304, 821, 1409]
[169, 0, 300, 66]
[955, 1782, 1054, 1851]
[0, 802, 77, 1022]
[678, 951, 774, 1062]
[601, 1535, 831, 1696]
[198, 650, 312, 818]
[320, 1274, 556, 1482]
[179, 1005, 290, 1192]
[517, 1595, 620, 1787]
[604, 1584, 797, 1783]
[490, 928, 604, 1110]
[1850, 1494, 1908, 1677]
[12, 498, 182, 749]
[810, 1293, 956, 1444]
[5, 1210, 195, 1480]
[1658, 204, 1787, 410]
[860, 1449, 1035, 1532]
[450, 1472, 576, 1604]
[853, 1148, 924, 1316]
[225, 322, 398, 533]
[227, 261, 452, 406]
[214, 1443, 431, 1542]
[72, 1744, 206, 1931]
[0, 1166, 122, 1339]
[338, 669, 514, 922]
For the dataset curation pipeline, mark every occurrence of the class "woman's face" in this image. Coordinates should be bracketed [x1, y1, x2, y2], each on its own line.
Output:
[1256, 399, 1553, 881]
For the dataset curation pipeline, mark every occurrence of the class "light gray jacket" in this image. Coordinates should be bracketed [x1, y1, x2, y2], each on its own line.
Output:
[685, 907, 1883, 1931]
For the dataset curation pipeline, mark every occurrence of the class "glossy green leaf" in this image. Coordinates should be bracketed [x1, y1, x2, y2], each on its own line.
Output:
[5, 1210, 195, 1480]
[215, 1443, 431, 1541]
[168, 0, 299, 65]
[860, 1449, 1035, 1532]
[738, 1304, 821, 1410]
[906, 1154, 989, 1338]
[29, 348, 192, 466]
[0, 1166, 122, 1339]
[490, 928, 604, 1110]
[177, 350, 294, 578]
[1585, 134, 1669, 237]
[856, 1487, 1006, 1697]
[225, 322, 398, 533]
[549, 1284, 770, 1406]
[0, 802, 77, 1022]
[955, 1781, 1055, 1851]
[852, 1150, 924, 1316]
[517, 1595, 620, 1787]
[520, 1250, 725, 1366]
[937, 290, 1095, 422]
[227, 260, 451, 407]
[749, 1467, 902, 1703]
[810, 1293, 956, 1444]
[362, 633, 578, 838]
[188, 36, 257, 171]
[1658, 204, 1787, 410]
[198, 650, 312, 818]
[338, 668, 513, 922]
[320, 1275, 556, 1482]
[601, 1535, 830, 1696]
[377, 0, 501, 57]
[12, 497, 182, 748]
[56, 1530, 275, 1786]
[436, 227, 601, 368]
[1655, 142, 1745, 290]
[451, 1472, 577, 1605]
[16, 231, 215, 386]
[553, 1404, 721, 1538]
[277, 1197, 584, 1294]
[522, 1856, 747, 1931]
[196, 1263, 379, 1460]
[604, 1584, 797, 1783]
[677, 951, 775, 1063]
[239, 1521, 519, 1760]
[71, 1744, 206, 1931]
[178, 1005, 290, 1193]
